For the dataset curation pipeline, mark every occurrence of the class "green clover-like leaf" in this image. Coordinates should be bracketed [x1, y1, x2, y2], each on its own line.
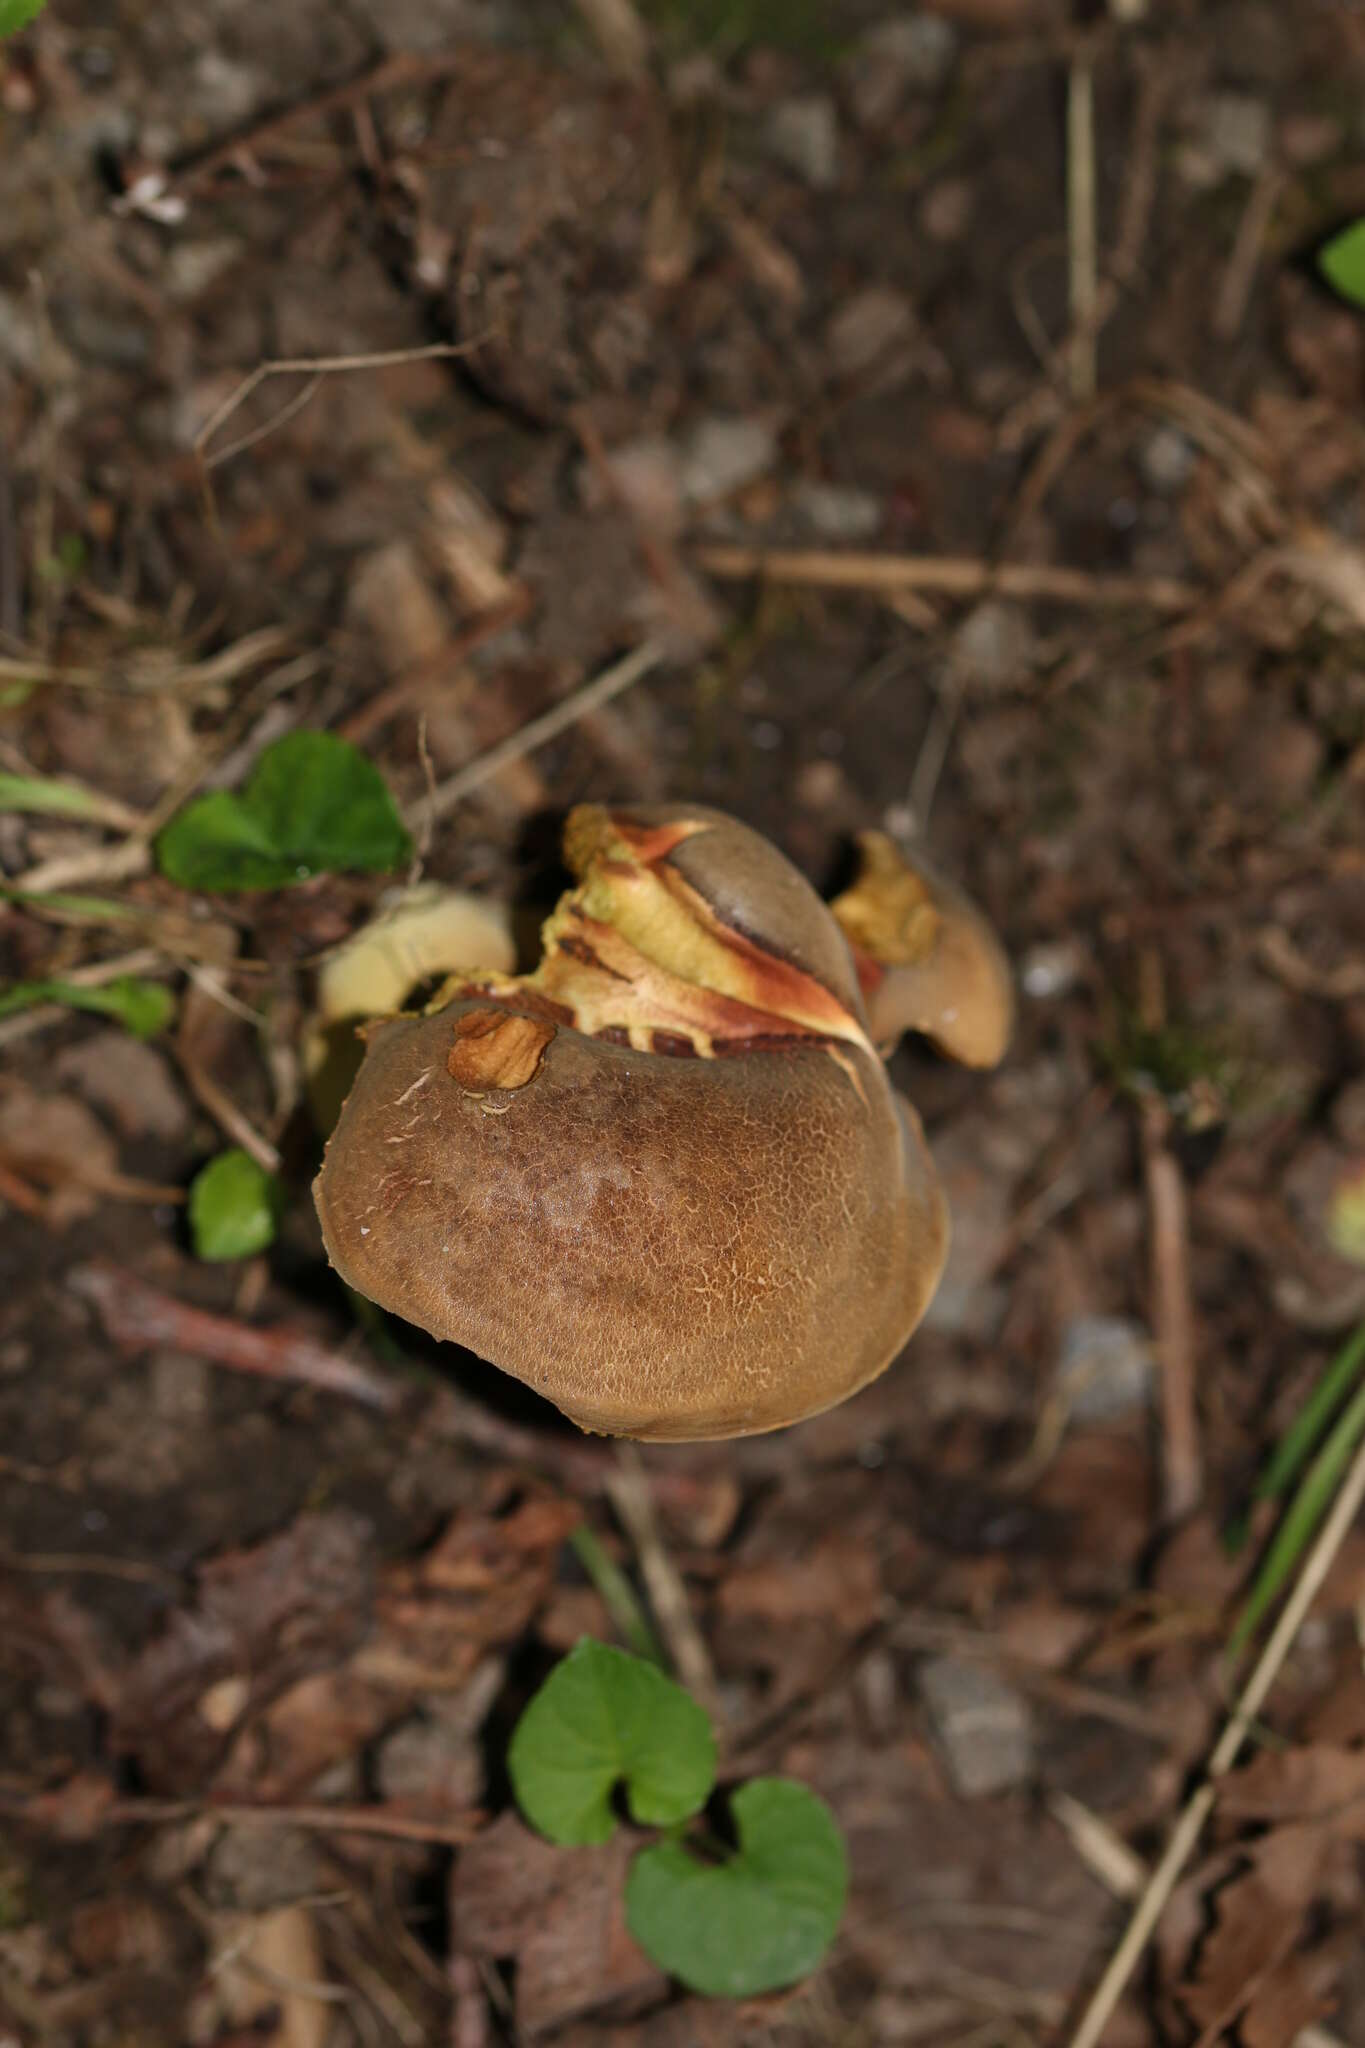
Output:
[189, 1148, 282, 1262]
[0, 0, 46, 37]
[625, 1777, 848, 1999]
[156, 731, 411, 894]
[1320, 220, 1365, 312]
[508, 1638, 717, 1847]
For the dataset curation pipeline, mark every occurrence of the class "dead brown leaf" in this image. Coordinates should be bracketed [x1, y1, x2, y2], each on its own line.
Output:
[453, 1812, 666, 2039]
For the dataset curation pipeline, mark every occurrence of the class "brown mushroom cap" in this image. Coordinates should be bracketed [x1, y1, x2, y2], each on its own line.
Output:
[830, 832, 1014, 1069]
[314, 803, 949, 1440]
[315, 995, 946, 1440]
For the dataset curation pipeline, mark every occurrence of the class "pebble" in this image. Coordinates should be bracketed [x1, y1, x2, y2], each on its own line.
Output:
[950, 598, 1037, 693]
[1055, 1316, 1155, 1423]
[825, 285, 915, 380]
[1139, 424, 1196, 495]
[1020, 937, 1086, 1000]
[919, 177, 973, 243]
[791, 480, 882, 541]
[1178, 92, 1272, 187]
[764, 95, 840, 191]
[679, 414, 777, 506]
[844, 14, 958, 129]
[918, 1655, 1034, 1798]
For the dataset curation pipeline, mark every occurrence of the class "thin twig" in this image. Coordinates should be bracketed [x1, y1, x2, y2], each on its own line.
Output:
[1213, 162, 1284, 343]
[692, 545, 1197, 612]
[1142, 1096, 1202, 1522]
[405, 640, 665, 835]
[194, 342, 482, 473]
[1066, 46, 1099, 402]
[6, 1786, 480, 1847]
[1065, 1423, 1365, 2048]
[159, 48, 467, 199]
[608, 1445, 720, 1719]
[69, 1262, 401, 1413]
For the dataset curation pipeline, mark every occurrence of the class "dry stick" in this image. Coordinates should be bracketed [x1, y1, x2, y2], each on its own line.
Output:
[1142, 1097, 1201, 1522]
[1066, 45, 1099, 402]
[1065, 1423, 1365, 2048]
[692, 546, 1197, 612]
[160, 46, 465, 198]
[7, 1788, 480, 1847]
[69, 1261, 401, 1414]
[406, 640, 665, 835]
[1213, 162, 1285, 343]
[608, 1445, 720, 1719]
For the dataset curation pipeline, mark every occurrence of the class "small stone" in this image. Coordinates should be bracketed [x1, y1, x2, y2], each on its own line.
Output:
[844, 14, 958, 129]
[950, 599, 1037, 694]
[1055, 1316, 1155, 1422]
[918, 1655, 1034, 1798]
[162, 237, 244, 303]
[791, 480, 882, 542]
[199, 1675, 251, 1733]
[580, 435, 685, 535]
[764, 95, 840, 191]
[53, 1032, 189, 1141]
[376, 1711, 482, 1810]
[191, 49, 260, 125]
[919, 177, 973, 243]
[1180, 92, 1271, 186]
[825, 285, 915, 381]
[679, 414, 777, 506]
[1139, 425, 1196, 495]
[1020, 938, 1086, 1000]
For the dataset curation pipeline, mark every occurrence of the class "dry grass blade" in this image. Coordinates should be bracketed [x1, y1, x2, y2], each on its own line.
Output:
[608, 1444, 720, 1719]
[1066, 1423, 1365, 2048]
[194, 342, 484, 476]
[405, 640, 665, 834]
[1066, 45, 1098, 401]
[1142, 1098, 1201, 1521]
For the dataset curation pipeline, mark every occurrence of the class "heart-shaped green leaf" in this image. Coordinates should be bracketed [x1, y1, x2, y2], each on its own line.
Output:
[625, 1778, 848, 1998]
[156, 732, 411, 893]
[189, 1149, 282, 1262]
[0, 0, 46, 36]
[508, 1638, 716, 1847]
[1320, 219, 1365, 312]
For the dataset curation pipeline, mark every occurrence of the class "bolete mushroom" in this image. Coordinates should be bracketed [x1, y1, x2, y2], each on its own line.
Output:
[314, 804, 1009, 1441]
[303, 883, 516, 1132]
[830, 830, 1014, 1070]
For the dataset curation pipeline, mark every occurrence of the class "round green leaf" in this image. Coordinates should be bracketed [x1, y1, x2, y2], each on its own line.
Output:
[0, 0, 47, 36]
[156, 731, 412, 894]
[189, 1149, 281, 1262]
[1319, 220, 1365, 312]
[508, 1638, 717, 1847]
[625, 1778, 848, 1999]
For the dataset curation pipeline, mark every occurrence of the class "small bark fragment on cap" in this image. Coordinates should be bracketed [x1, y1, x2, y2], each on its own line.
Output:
[448, 1010, 556, 1094]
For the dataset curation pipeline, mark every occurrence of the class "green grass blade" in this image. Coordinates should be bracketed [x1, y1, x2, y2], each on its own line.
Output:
[0, 771, 130, 825]
[570, 1524, 666, 1668]
[1253, 1322, 1365, 1505]
[1229, 1368, 1365, 1657]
